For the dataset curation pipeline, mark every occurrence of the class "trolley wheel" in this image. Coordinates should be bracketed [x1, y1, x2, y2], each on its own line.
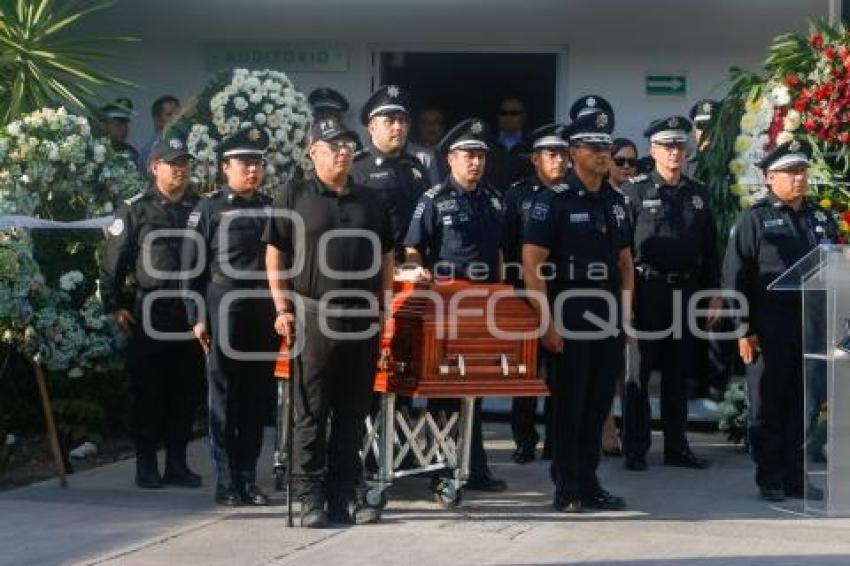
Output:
[273, 466, 287, 492]
[432, 478, 463, 508]
[365, 487, 388, 509]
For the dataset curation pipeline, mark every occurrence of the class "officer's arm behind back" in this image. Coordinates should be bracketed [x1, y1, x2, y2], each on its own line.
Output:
[100, 203, 135, 313]
[180, 199, 210, 326]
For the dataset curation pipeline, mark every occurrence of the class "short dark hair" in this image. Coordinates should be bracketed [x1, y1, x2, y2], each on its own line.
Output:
[151, 95, 179, 118]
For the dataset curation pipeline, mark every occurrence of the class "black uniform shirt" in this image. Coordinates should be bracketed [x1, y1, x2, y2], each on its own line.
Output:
[263, 174, 394, 300]
[180, 187, 273, 324]
[501, 175, 553, 286]
[350, 148, 430, 260]
[524, 171, 629, 286]
[101, 185, 200, 313]
[404, 176, 504, 282]
[722, 191, 838, 333]
[622, 171, 719, 287]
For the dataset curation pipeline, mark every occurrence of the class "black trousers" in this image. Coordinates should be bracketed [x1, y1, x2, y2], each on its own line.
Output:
[550, 292, 623, 498]
[624, 279, 695, 457]
[127, 330, 204, 460]
[747, 331, 805, 490]
[511, 352, 554, 452]
[291, 310, 378, 504]
[206, 284, 277, 489]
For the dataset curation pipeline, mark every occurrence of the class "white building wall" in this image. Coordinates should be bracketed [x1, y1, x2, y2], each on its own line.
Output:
[82, 0, 830, 148]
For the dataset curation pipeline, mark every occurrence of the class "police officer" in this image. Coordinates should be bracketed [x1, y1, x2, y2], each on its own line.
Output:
[522, 110, 633, 513]
[101, 135, 205, 489]
[180, 127, 278, 506]
[265, 118, 393, 527]
[307, 88, 350, 122]
[502, 123, 568, 464]
[99, 99, 139, 164]
[569, 94, 615, 122]
[689, 99, 720, 160]
[622, 116, 720, 472]
[722, 139, 836, 502]
[351, 85, 430, 262]
[404, 118, 508, 492]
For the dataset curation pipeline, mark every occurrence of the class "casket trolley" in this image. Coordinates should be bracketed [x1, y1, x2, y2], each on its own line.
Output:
[273, 280, 548, 507]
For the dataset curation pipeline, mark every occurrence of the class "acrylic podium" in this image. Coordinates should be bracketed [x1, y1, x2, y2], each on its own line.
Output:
[769, 244, 850, 515]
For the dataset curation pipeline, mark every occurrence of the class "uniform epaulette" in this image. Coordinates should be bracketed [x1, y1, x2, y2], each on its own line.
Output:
[509, 178, 526, 190]
[628, 173, 649, 184]
[123, 192, 145, 206]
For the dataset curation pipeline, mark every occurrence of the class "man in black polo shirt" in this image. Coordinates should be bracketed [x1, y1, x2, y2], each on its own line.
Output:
[265, 118, 394, 528]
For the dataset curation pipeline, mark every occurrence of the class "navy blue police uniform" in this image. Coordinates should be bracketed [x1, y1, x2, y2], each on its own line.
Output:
[404, 118, 507, 491]
[722, 139, 838, 501]
[180, 127, 278, 506]
[523, 110, 630, 511]
[621, 116, 718, 471]
[101, 135, 205, 489]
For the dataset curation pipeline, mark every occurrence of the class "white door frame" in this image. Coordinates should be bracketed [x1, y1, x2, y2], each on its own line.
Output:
[365, 43, 570, 121]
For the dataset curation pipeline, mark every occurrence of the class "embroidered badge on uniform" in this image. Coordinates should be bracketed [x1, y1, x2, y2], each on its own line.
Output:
[642, 199, 662, 208]
[107, 218, 124, 236]
[187, 211, 201, 228]
[692, 195, 704, 210]
[814, 210, 828, 223]
[442, 215, 454, 226]
[763, 218, 785, 228]
[530, 202, 549, 221]
[411, 168, 423, 180]
[490, 197, 502, 211]
[569, 212, 590, 223]
[612, 204, 626, 226]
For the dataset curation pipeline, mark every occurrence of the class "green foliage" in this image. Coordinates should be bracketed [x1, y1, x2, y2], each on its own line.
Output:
[0, 0, 136, 123]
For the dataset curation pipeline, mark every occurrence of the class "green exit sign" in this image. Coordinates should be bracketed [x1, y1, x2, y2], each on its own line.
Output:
[646, 74, 687, 96]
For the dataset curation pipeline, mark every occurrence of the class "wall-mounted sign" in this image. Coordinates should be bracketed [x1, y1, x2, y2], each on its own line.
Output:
[646, 74, 687, 96]
[204, 43, 349, 73]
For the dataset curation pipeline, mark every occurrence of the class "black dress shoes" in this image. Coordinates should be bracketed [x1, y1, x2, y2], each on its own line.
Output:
[135, 458, 163, 489]
[241, 483, 269, 506]
[554, 495, 583, 513]
[511, 447, 536, 464]
[664, 449, 709, 469]
[465, 472, 508, 492]
[624, 454, 648, 471]
[301, 500, 329, 528]
[785, 483, 824, 501]
[215, 485, 242, 506]
[328, 501, 381, 525]
[581, 488, 626, 510]
[162, 465, 202, 488]
[759, 486, 786, 502]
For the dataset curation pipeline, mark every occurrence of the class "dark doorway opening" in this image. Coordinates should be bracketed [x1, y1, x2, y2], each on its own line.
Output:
[379, 52, 558, 138]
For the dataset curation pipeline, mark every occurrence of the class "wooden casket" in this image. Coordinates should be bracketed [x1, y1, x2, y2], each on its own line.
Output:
[275, 280, 549, 399]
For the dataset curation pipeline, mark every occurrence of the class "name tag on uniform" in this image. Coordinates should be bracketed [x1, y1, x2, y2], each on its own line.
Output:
[530, 202, 549, 221]
[442, 215, 453, 226]
[369, 171, 391, 180]
[763, 218, 785, 228]
[569, 212, 590, 223]
[642, 199, 662, 208]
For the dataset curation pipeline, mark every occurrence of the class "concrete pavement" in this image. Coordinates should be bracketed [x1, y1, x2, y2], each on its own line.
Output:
[2, 425, 849, 566]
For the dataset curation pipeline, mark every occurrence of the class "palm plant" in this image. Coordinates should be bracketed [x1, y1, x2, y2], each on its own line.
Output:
[0, 0, 136, 123]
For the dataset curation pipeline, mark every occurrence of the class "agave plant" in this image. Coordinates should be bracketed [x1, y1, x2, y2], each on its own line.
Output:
[0, 0, 136, 123]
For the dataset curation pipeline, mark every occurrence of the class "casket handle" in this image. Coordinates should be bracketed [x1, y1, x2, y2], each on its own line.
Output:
[500, 354, 509, 377]
[457, 354, 466, 377]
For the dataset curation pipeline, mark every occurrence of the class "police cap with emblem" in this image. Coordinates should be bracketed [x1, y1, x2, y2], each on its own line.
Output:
[565, 111, 614, 146]
[308, 117, 357, 144]
[100, 98, 133, 123]
[569, 94, 614, 121]
[148, 134, 192, 163]
[360, 85, 410, 125]
[438, 118, 490, 154]
[644, 116, 692, 144]
[756, 138, 811, 171]
[530, 123, 569, 150]
[689, 99, 720, 126]
[308, 88, 350, 113]
[218, 127, 269, 160]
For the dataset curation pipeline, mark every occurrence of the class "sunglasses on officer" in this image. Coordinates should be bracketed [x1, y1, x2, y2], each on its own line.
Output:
[318, 138, 358, 153]
[613, 157, 637, 167]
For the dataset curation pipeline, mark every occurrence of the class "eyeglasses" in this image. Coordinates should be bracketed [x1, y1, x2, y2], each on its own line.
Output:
[231, 158, 266, 168]
[498, 109, 524, 116]
[322, 139, 357, 153]
[613, 157, 637, 167]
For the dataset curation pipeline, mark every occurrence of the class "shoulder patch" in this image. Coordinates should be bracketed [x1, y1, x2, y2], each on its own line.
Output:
[530, 201, 550, 221]
[107, 217, 124, 236]
[550, 183, 570, 194]
[187, 211, 201, 228]
[628, 173, 649, 184]
[424, 184, 444, 199]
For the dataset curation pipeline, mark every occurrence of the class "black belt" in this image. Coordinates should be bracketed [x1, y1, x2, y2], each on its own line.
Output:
[210, 274, 268, 289]
[635, 265, 693, 285]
